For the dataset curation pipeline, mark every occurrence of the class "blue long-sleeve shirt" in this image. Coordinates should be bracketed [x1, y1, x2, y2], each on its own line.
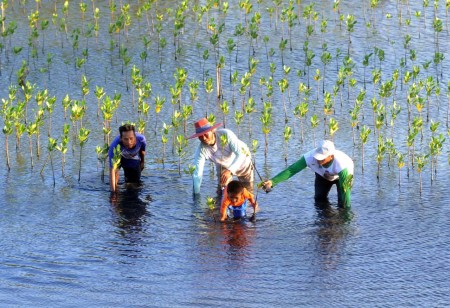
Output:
[108, 133, 146, 169]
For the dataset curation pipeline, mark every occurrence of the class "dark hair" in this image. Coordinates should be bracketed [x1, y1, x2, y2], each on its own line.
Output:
[227, 180, 244, 195]
[119, 124, 135, 137]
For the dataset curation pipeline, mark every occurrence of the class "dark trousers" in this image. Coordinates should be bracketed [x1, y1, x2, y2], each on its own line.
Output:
[314, 173, 344, 207]
[123, 166, 141, 183]
[120, 157, 142, 183]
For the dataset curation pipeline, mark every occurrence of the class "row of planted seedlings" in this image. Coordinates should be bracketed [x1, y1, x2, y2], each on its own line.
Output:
[1, 1, 449, 190]
[1, 78, 89, 185]
[0, 55, 448, 194]
[2, 0, 448, 89]
[0, 44, 450, 183]
[133, 44, 449, 196]
[0, 0, 437, 92]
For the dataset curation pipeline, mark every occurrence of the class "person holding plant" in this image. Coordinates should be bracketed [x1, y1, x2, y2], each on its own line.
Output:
[108, 124, 146, 192]
[262, 140, 354, 208]
[189, 117, 254, 195]
[220, 180, 258, 222]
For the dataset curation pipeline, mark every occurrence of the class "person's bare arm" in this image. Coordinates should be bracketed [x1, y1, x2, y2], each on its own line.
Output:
[140, 150, 145, 170]
[110, 167, 119, 192]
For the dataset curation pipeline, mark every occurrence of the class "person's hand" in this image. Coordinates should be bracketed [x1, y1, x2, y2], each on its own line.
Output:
[220, 216, 227, 222]
[140, 161, 145, 171]
[220, 169, 232, 186]
[110, 192, 118, 204]
[262, 180, 272, 193]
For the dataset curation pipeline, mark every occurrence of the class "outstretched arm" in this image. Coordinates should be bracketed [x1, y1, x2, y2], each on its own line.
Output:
[220, 189, 230, 222]
[139, 134, 147, 171]
[244, 188, 255, 205]
[192, 146, 206, 194]
[245, 189, 258, 212]
[263, 156, 307, 190]
[139, 150, 145, 170]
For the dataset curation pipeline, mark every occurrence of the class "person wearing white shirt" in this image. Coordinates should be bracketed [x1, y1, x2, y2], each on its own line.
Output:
[263, 140, 354, 208]
[189, 118, 254, 195]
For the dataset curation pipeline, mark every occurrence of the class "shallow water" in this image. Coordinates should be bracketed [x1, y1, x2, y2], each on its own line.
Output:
[1, 1, 449, 307]
[1, 164, 449, 307]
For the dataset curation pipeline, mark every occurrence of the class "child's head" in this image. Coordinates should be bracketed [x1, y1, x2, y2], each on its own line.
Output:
[227, 180, 244, 204]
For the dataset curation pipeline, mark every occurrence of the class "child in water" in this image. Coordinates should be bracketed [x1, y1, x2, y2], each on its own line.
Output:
[220, 180, 258, 222]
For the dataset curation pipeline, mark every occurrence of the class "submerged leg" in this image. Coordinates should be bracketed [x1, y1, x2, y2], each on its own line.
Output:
[314, 173, 333, 204]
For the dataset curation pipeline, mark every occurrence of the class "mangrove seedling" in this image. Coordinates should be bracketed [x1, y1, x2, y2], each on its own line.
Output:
[277, 77, 289, 123]
[161, 122, 172, 166]
[56, 124, 70, 176]
[260, 101, 273, 158]
[61, 94, 71, 120]
[294, 101, 308, 143]
[219, 100, 229, 127]
[283, 125, 292, 163]
[184, 164, 196, 178]
[397, 152, 405, 186]
[110, 144, 122, 189]
[415, 153, 428, 195]
[176, 134, 187, 176]
[326, 115, 338, 139]
[234, 110, 244, 137]
[245, 97, 256, 137]
[94, 85, 105, 118]
[78, 127, 90, 182]
[204, 77, 214, 114]
[41, 137, 57, 186]
[376, 135, 386, 180]
[154, 95, 166, 133]
[2, 114, 13, 171]
[181, 104, 192, 134]
[206, 196, 216, 222]
[310, 114, 320, 146]
[96, 143, 109, 183]
[26, 121, 38, 169]
[429, 133, 445, 182]
[360, 125, 371, 173]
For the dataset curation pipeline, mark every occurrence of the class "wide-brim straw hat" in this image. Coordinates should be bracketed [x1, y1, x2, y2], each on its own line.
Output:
[188, 118, 223, 139]
[313, 140, 335, 160]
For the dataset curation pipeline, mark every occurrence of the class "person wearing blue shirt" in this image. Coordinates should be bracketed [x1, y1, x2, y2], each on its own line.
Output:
[108, 124, 146, 192]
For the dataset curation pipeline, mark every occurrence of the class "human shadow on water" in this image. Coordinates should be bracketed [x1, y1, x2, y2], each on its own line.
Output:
[312, 200, 354, 271]
[109, 183, 152, 230]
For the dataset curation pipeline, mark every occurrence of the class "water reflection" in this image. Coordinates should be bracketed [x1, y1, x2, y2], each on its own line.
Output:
[220, 222, 256, 271]
[109, 184, 150, 230]
[193, 194, 256, 267]
[313, 200, 353, 271]
[220, 221, 255, 250]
